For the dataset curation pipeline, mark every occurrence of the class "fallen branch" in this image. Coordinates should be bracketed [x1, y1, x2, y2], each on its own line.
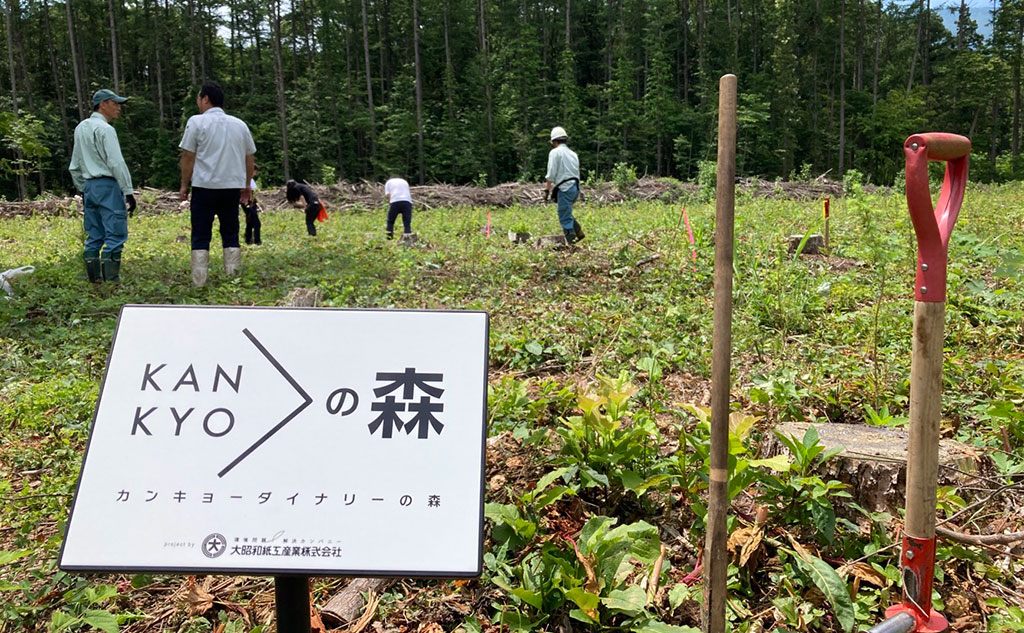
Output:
[937, 527, 1024, 547]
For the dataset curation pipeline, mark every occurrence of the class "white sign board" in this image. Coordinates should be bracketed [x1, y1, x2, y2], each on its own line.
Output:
[60, 305, 488, 577]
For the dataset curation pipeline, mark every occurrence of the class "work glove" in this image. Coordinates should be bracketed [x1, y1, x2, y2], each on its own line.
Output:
[125, 194, 137, 217]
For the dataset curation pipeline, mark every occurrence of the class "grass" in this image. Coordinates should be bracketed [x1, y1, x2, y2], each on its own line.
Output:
[1, 183, 1022, 632]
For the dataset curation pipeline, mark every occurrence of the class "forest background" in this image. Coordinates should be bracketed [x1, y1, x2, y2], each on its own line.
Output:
[0, 0, 1018, 201]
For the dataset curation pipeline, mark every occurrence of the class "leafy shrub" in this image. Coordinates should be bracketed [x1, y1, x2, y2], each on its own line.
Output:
[842, 168, 864, 195]
[696, 160, 716, 202]
[611, 162, 638, 193]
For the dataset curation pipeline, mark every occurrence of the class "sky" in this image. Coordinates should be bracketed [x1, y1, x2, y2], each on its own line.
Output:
[928, 0, 995, 39]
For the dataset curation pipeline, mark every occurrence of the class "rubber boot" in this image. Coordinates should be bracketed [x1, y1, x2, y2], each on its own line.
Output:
[100, 251, 121, 283]
[84, 250, 101, 283]
[573, 220, 585, 242]
[563, 228, 578, 245]
[224, 247, 242, 276]
[191, 250, 210, 287]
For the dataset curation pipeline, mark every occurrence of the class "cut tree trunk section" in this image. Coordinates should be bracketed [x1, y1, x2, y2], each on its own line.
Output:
[762, 422, 990, 513]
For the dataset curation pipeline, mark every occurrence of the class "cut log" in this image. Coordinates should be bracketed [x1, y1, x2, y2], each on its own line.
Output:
[534, 234, 569, 249]
[282, 288, 322, 307]
[398, 232, 419, 246]
[761, 422, 990, 513]
[787, 234, 824, 255]
[508, 230, 531, 244]
[320, 577, 393, 626]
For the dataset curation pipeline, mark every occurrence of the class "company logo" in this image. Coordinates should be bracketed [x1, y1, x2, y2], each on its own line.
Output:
[202, 533, 227, 558]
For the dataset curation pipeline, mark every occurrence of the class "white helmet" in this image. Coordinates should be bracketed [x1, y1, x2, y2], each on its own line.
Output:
[550, 126, 568, 142]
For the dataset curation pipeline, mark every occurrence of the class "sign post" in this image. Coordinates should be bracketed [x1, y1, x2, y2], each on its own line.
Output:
[276, 576, 311, 632]
[61, 306, 489, 629]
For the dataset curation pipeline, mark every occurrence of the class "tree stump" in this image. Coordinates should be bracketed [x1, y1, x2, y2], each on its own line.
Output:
[281, 288, 322, 307]
[786, 234, 825, 255]
[761, 422, 990, 513]
[399, 232, 419, 246]
[534, 234, 569, 249]
[508, 230, 531, 244]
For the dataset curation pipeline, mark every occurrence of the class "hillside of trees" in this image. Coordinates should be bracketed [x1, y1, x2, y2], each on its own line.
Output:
[0, 0, 1019, 200]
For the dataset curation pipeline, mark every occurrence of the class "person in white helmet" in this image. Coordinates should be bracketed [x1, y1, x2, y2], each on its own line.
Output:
[544, 126, 584, 244]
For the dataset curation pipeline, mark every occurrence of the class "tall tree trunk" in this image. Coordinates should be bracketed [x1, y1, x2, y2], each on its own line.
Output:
[413, 0, 424, 184]
[872, 0, 881, 106]
[680, 0, 689, 100]
[956, 0, 967, 51]
[11, 0, 31, 110]
[855, 0, 864, 91]
[198, 0, 207, 80]
[271, 0, 291, 180]
[188, 0, 197, 84]
[360, 0, 377, 166]
[322, 9, 345, 178]
[154, 0, 165, 125]
[906, 0, 922, 97]
[65, 0, 84, 119]
[921, 0, 929, 86]
[41, 0, 71, 155]
[442, 0, 455, 124]
[477, 0, 494, 183]
[565, 0, 571, 45]
[4, 0, 28, 199]
[375, 1, 385, 99]
[229, 0, 237, 84]
[752, 0, 759, 72]
[1013, 17, 1023, 171]
[381, 0, 391, 97]
[839, 0, 846, 174]
[108, 0, 120, 90]
[304, 0, 313, 69]
[251, 0, 262, 86]
[697, 0, 706, 101]
[290, 0, 298, 81]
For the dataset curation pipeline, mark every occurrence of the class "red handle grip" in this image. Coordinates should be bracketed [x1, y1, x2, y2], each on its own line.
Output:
[904, 133, 970, 302]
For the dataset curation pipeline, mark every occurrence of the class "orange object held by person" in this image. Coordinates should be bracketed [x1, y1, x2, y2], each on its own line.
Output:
[317, 202, 328, 222]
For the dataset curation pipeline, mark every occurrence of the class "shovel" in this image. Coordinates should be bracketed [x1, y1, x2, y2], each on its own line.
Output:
[874, 132, 970, 633]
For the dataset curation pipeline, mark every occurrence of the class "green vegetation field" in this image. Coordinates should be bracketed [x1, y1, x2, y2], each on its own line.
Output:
[1, 183, 1022, 633]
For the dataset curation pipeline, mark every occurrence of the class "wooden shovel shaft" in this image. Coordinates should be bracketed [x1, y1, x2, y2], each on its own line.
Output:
[905, 301, 945, 538]
[703, 73, 737, 633]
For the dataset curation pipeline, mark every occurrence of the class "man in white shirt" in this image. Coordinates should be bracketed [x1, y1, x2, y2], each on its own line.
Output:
[544, 126, 584, 244]
[179, 82, 257, 287]
[384, 176, 413, 239]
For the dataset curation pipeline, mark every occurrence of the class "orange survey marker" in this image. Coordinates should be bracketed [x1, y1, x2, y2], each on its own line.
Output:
[316, 202, 328, 222]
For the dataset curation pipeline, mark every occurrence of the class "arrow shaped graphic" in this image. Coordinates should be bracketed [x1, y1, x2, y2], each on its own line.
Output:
[218, 328, 314, 478]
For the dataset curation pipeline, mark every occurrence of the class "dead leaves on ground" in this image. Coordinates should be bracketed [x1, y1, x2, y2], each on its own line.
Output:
[727, 525, 765, 568]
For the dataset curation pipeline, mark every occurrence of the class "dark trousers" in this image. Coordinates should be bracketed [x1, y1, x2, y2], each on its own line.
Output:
[191, 187, 241, 250]
[386, 201, 413, 234]
[305, 202, 320, 236]
[243, 201, 261, 245]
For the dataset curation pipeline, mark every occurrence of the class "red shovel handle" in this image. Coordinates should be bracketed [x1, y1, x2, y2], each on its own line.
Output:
[904, 133, 970, 302]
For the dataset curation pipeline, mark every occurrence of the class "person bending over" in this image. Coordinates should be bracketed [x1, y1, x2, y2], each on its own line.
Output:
[286, 179, 325, 237]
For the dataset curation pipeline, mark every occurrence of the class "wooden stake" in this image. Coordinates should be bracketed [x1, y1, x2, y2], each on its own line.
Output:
[824, 197, 831, 257]
[703, 73, 737, 633]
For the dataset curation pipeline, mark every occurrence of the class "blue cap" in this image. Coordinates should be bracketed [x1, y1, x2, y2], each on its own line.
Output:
[92, 89, 128, 107]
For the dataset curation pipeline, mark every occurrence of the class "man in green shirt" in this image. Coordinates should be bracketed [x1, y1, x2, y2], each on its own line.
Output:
[69, 89, 137, 283]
